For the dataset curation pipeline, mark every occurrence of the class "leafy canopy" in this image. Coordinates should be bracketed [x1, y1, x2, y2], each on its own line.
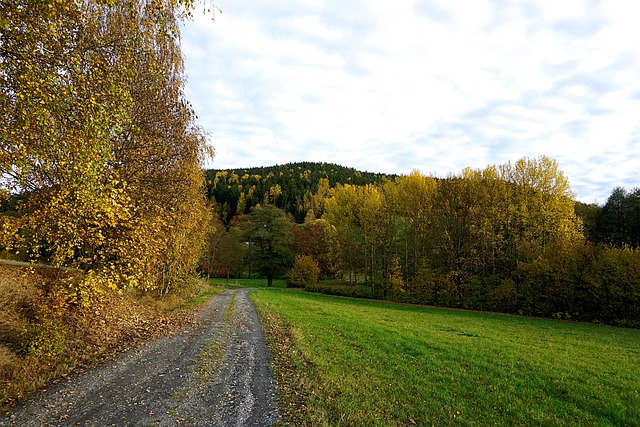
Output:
[240, 205, 293, 286]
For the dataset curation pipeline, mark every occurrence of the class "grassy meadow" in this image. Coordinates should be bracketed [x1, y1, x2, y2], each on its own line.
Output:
[251, 290, 640, 426]
[209, 278, 288, 288]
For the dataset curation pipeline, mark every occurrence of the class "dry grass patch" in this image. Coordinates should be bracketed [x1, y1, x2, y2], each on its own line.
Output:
[0, 264, 207, 412]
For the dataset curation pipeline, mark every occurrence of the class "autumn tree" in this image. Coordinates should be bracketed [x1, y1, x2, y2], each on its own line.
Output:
[323, 184, 378, 284]
[359, 184, 393, 287]
[321, 182, 397, 290]
[500, 157, 582, 276]
[431, 176, 475, 279]
[384, 172, 438, 285]
[286, 255, 320, 288]
[0, 0, 212, 302]
[201, 217, 225, 278]
[586, 245, 640, 325]
[201, 217, 245, 280]
[291, 219, 333, 279]
[323, 185, 362, 284]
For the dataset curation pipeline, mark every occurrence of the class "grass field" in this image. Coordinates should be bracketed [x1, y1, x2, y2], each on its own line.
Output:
[208, 278, 288, 288]
[251, 290, 640, 426]
[177, 283, 230, 310]
[207, 278, 344, 288]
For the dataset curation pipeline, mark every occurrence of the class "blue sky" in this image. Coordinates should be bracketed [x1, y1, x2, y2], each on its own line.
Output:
[180, 0, 640, 204]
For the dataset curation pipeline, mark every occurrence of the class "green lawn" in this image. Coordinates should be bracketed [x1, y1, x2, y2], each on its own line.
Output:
[177, 283, 230, 310]
[250, 290, 640, 426]
[208, 277, 288, 288]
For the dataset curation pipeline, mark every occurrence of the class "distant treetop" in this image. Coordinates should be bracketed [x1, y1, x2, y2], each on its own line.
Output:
[206, 162, 397, 223]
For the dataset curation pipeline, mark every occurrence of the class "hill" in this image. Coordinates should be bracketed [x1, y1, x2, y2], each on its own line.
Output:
[205, 162, 397, 223]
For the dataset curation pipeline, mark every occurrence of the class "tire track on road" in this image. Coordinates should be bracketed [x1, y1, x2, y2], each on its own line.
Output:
[1, 289, 281, 427]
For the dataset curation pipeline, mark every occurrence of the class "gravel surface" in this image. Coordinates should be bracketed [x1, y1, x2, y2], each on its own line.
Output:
[1, 289, 282, 427]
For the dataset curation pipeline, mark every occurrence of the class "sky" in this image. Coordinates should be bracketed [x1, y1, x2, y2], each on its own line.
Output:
[180, 0, 640, 204]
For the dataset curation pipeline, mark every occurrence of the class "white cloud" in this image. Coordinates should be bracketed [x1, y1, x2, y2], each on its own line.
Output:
[181, 0, 640, 203]
[288, 15, 343, 41]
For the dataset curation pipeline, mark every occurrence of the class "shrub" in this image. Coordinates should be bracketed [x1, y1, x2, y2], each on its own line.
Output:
[19, 317, 65, 358]
[287, 256, 320, 288]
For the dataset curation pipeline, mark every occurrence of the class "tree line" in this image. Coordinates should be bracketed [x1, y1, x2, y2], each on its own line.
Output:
[206, 157, 640, 327]
[578, 187, 640, 248]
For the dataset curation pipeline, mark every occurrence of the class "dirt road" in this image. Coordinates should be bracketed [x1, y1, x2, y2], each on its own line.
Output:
[1, 289, 281, 427]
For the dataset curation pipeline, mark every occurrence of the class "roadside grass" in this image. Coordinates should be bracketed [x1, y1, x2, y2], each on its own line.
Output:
[177, 283, 229, 311]
[251, 290, 640, 427]
[207, 277, 343, 289]
[0, 264, 223, 412]
[194, 291, 236, 385]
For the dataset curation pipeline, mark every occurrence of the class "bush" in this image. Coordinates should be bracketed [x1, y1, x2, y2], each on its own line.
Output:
[286, 256, 320, 288]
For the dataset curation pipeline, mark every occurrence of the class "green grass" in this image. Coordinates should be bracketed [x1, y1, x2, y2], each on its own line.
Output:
[208, 277, 288, 288]
[177, 283, 229, 310]
[250, 290, 640, 426]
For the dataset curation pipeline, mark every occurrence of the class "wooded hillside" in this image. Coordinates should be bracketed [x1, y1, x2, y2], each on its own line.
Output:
[206, 162, 396, 223]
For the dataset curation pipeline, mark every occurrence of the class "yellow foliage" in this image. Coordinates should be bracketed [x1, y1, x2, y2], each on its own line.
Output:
[0, 0, 212, 302]
[389, 257, 405, 294]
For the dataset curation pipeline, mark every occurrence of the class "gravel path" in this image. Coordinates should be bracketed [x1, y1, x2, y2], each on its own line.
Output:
[0, 289, 281, 427]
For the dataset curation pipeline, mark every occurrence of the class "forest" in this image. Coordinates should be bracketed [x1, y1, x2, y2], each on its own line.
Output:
[206, 158, 640, 327]
[206, 162, 395, 223]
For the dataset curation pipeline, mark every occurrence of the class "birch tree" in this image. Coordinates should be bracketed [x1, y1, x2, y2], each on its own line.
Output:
[1, 0, 212, 302]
